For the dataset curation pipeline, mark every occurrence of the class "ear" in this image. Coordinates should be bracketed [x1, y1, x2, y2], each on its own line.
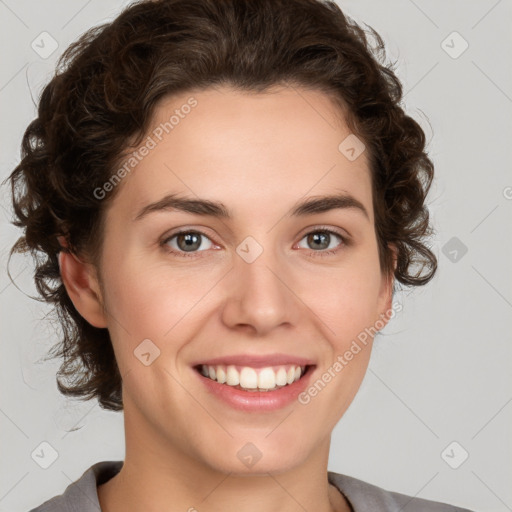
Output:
[375, 243, 398, 329]
[57, 236, 108, 328]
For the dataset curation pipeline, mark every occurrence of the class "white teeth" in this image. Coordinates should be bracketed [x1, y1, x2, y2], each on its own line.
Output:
[240, 367, 258, 389]
[216, 366, 226, 384]
[258, 368, 276, 389]
[275, 367, 287, 386]
[226, 365, 240, 386]
[199, 364, 307, 391]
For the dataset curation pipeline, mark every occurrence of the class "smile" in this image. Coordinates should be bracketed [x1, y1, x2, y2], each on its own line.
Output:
[195, 364, 310, 392]
[193, 363, 316, 412]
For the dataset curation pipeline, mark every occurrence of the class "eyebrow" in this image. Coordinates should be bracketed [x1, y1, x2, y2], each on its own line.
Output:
[133, 192, 369, 222]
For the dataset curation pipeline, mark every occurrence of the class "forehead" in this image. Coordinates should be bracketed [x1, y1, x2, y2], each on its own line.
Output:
[105, 85, 374, 226]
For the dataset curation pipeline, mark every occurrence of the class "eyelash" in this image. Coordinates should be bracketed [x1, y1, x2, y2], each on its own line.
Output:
[159, 226, 350, 259]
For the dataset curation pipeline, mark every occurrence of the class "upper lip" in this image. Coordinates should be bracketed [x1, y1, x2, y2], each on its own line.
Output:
[192, 353, 316, 368]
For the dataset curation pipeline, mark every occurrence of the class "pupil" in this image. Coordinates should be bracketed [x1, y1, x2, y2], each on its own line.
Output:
[179, 233, 200, 251]
[309, 232, 329, 250]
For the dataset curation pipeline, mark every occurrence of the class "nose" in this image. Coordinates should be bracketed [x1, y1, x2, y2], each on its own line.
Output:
[220, 245, 303, 336]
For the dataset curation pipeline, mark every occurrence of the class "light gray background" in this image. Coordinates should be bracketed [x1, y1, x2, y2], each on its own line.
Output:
[1, 1, 511, 511]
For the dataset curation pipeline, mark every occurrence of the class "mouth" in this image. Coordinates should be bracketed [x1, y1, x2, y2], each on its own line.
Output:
[193, 363, 315, 392]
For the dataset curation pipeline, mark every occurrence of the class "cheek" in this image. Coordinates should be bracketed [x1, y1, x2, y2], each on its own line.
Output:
[101, 258, 216, 340]
[299, 264, 383, 342]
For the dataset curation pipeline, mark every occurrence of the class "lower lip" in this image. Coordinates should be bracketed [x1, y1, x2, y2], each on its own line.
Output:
[194, 366, 316, 412]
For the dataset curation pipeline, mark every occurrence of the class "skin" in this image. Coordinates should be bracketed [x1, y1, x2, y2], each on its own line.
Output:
[60, 85, 396, 512]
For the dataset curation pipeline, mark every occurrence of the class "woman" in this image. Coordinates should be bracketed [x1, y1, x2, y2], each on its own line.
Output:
[8, 0, 475, 510]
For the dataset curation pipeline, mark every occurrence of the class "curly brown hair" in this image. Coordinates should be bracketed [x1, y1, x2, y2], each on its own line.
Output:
[6, 0, 437, 411]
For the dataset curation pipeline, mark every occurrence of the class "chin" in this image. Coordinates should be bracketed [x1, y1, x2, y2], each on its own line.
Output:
[200, 435, 312, 476]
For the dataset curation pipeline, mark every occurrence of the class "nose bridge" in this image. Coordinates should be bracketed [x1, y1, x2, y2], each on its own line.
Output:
[221, 233, 301, 333]
[237, 234, 288, 304]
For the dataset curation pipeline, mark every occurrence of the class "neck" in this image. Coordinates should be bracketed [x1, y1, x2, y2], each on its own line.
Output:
[99, 462, 350, 512]
[98, 396, 351, 512]
[98, 399, 351, 512]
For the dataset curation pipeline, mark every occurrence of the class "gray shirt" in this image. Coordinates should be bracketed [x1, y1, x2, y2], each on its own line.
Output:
[28, 460, 475, 512]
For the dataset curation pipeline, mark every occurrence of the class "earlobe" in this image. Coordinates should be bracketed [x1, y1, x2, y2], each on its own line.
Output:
[58, 242, 108, 329]
[376, 243, 398, 329]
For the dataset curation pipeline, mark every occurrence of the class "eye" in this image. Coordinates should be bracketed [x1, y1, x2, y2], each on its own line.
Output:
[160, 227, 349, 259]
[296, 228, 348, 257]
[161, 230, 215, 258]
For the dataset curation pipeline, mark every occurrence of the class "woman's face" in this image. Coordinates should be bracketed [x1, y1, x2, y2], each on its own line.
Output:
[92, 85, 395, 474]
